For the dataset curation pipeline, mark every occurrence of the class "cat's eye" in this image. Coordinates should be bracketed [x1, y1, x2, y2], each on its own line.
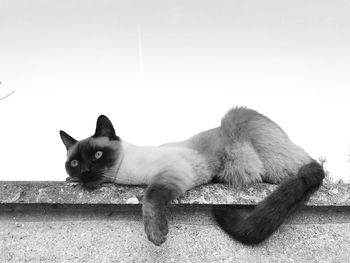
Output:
[94, 151, 103, 159]
[70, 160, 79, 167]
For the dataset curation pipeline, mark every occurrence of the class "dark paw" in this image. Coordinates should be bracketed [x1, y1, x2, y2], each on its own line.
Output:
[144, 214, 168, 246]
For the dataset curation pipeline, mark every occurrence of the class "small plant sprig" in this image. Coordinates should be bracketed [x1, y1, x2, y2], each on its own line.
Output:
[318, 156, 344, 184]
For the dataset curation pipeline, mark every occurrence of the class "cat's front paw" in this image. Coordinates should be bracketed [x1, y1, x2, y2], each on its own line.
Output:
[65, 177, 80, 187]
[144, 213, 168, 246]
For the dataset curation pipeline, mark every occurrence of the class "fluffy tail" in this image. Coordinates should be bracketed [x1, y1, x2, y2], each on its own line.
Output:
[212, 161, 325, 245]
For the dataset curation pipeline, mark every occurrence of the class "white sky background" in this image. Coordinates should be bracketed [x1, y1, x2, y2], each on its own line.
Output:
[0, 0, 349, 181]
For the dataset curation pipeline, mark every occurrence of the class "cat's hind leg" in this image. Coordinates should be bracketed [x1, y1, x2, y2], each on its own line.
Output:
[217, 141, 264, 187]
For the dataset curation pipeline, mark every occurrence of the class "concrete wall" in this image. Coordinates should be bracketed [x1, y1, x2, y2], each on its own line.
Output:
[1, 182, 350, 262]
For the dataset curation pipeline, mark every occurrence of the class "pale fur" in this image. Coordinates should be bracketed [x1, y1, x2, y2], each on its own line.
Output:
[98, 107, 312, 191]
[115, 142, 211, 192]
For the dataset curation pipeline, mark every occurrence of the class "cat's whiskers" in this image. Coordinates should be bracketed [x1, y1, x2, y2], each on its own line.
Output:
[98, 168, 115, 181]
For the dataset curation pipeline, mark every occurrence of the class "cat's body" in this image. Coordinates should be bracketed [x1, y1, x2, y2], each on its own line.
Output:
[104, 107, 311, 187]
[60, 107, 324, 246]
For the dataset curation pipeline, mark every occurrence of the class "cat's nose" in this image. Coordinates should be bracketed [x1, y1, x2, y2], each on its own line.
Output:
[80, 166, 90, 174]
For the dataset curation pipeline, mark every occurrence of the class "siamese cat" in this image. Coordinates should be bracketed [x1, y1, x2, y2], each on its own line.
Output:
[60, 107, 325, 246]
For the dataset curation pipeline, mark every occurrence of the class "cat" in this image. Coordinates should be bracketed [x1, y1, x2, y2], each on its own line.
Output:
[60, 107, 325, 246]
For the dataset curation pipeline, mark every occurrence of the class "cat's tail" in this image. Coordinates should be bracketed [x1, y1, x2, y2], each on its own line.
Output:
[212, 161, 325, 245]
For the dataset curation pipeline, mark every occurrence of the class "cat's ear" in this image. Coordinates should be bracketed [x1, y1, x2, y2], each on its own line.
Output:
[60, 130, 77, 150]
[93, 115, 120, 141]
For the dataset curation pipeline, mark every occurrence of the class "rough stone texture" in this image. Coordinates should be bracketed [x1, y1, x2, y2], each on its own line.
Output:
[1, 181, 350, 262]
[1, 205, 350, 263]
[0, 181, 349, 206]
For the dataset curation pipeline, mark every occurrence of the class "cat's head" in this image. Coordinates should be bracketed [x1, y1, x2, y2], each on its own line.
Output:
[60, 115, 122, 189]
